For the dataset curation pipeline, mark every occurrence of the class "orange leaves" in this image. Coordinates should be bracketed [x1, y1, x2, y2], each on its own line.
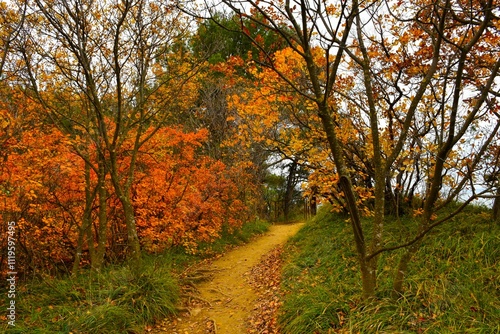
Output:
[273, 47, 304, 75]
[126, 127, 250, 253]
[1, 113, 254, 271]
[1, 120, 84, 270]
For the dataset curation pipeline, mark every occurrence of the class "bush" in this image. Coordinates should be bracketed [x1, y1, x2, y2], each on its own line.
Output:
[0, 218, 270, 333]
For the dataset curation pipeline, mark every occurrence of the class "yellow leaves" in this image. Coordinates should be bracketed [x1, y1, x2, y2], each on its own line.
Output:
[325, 4, 339, 16]
[273, 47, 305, 76]
[260, 85, 272, 96]
[399, 31, 411, 45]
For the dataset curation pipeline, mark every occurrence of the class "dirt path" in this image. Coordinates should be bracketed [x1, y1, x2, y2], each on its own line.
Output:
[151, 223, 303, 334]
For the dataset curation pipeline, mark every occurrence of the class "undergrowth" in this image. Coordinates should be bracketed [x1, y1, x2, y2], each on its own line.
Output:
[0, 219, 270, 333]
[279, 205, 500, 333]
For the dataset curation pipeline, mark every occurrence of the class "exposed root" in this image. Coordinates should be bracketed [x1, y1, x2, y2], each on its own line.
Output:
[182, 292, 212, 307]
[181, 285, 198, 293]
[176, 306, 191, 314]
[179, 266, 225, 286]
[182, 275, 212, 284]
[207, 287, 232, 298]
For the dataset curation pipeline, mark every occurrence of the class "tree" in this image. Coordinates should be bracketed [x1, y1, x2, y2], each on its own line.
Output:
[188, 18, 292, 217]
[362, 0, 500, 296]
[483, 142, 500, 222]
[187, 0, 500, 299]
[16, 0, 202, 266]
[191, 11, 290, 64]
[1, 0, 264, 276]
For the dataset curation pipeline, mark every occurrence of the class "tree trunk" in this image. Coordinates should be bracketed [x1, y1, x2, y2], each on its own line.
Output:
[122, 195, 141, 263]
[361, 260, 377, 299]
[310, 195, 317, 216]
[72, 165, 88, 275]
[339, 175, 375, 299]
[392, 239, 422, 298]
[108, 160, 141, 265]
[393, 138, 448, 296]
[72, 161, 95, 275]
[93, 155, 108, 270]
[284, 159, 298, 222]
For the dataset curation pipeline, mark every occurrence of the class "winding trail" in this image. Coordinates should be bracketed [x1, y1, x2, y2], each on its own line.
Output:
[151, 222, 303, 334]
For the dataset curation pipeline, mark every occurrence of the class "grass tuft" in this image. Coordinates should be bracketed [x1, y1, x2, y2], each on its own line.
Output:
[76, 304, 133, 333]
[0, 261, 179, 333]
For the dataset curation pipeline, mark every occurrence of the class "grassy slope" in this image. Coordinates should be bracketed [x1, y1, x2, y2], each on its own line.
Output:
[279, 205, 500, 333]
[0, 219, 270, 333]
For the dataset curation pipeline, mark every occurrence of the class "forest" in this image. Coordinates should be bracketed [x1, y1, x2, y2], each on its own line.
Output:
[1, 0, 499, 332]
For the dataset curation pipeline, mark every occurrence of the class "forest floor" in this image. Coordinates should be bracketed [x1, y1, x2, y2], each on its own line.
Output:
[149, 222, 304, 334]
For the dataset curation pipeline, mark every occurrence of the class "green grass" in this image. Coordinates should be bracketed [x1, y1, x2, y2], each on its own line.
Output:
[0, 219, 270, 333]
[279, 205, 500, 333]
[0, 261, 178, 333]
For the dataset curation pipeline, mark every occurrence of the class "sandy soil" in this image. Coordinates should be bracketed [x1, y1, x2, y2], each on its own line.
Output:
[150, 222, 303, 334]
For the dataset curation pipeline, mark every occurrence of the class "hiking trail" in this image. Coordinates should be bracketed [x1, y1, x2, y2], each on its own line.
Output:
[149, 222, 304, 334]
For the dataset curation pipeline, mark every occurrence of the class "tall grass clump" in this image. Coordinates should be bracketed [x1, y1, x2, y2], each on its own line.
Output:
[279, 204, 500, 333]
[0, 259, 179, 333]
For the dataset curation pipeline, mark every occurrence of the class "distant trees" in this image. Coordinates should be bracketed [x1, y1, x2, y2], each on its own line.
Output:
[189, 11, 303, 220]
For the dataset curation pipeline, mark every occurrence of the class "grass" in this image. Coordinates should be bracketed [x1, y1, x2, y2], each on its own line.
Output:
[0, 219, 270, 333]
[279, 204, 500, 333]
[0, 259, 178, 333]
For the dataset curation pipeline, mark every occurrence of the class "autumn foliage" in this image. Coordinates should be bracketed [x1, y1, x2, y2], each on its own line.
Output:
[1, 0, 500, 305]
[131, 127, 251, 253]
[0, 0, 267, 277]
[202, 0, 500, 300]
[0, 90, 256, 275]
